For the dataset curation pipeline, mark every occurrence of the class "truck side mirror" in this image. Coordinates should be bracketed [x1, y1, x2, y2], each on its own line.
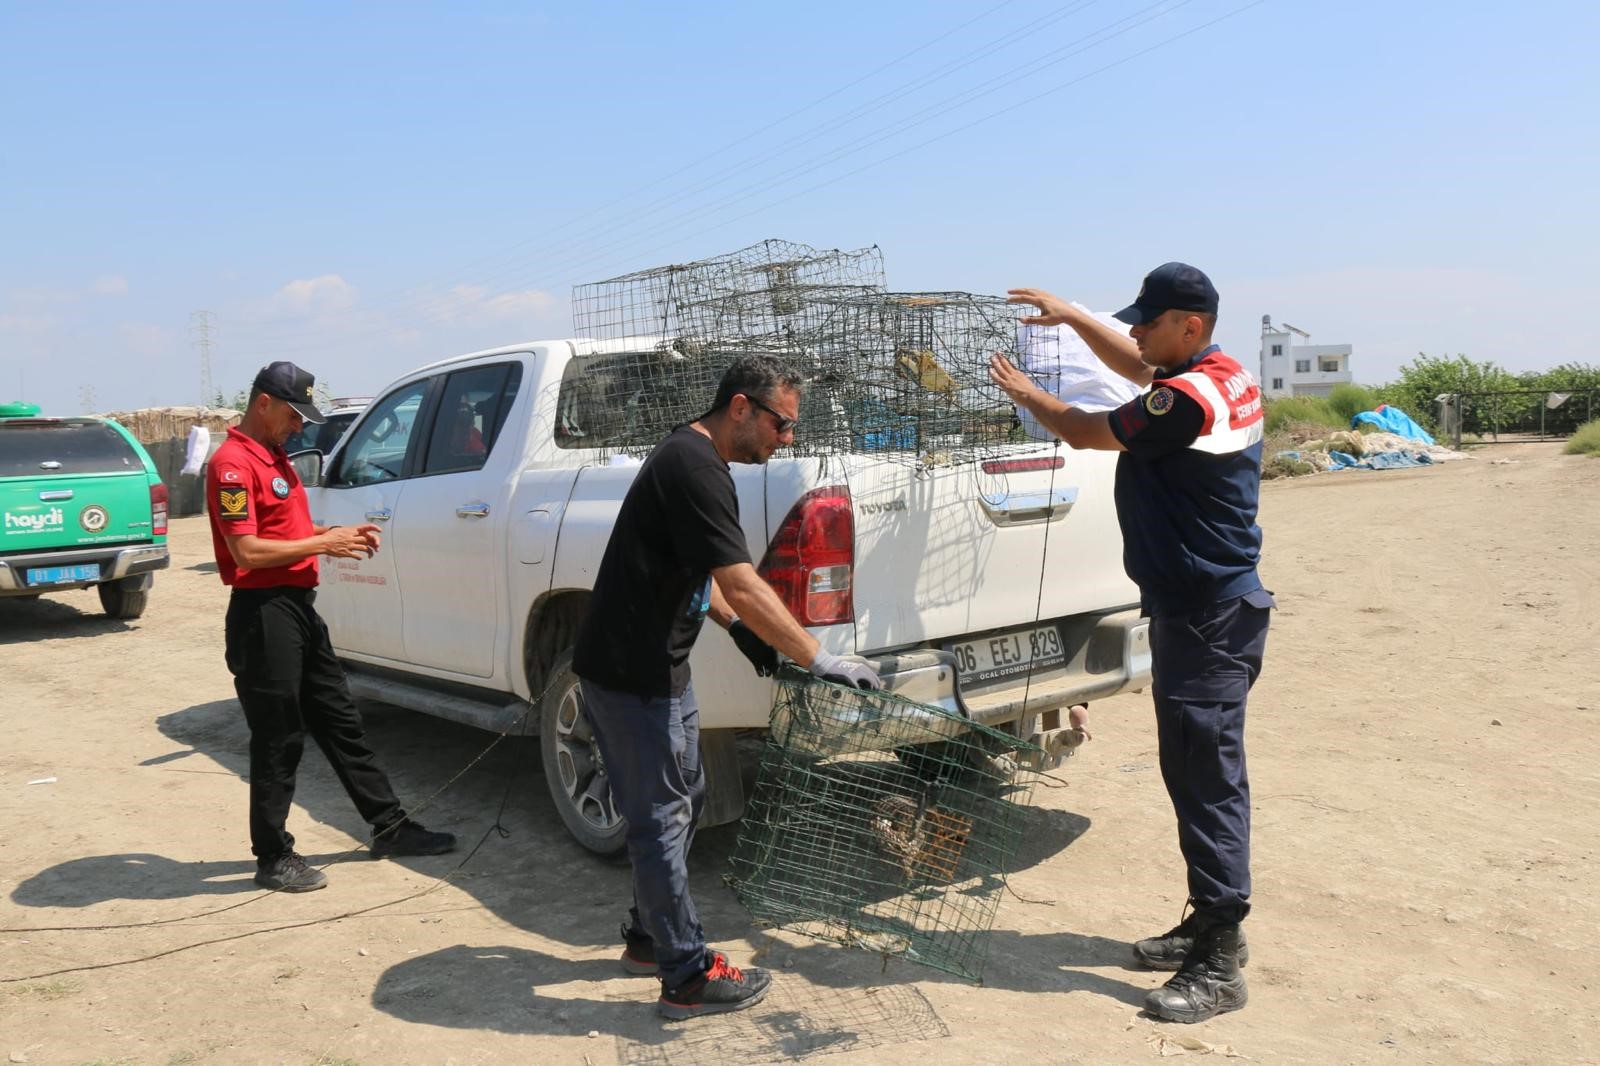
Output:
[288, 448, 324, 487]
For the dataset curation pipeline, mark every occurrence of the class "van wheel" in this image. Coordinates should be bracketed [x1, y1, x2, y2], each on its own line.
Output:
[538, 652, 627, 856]
[97, 575, 151, 619]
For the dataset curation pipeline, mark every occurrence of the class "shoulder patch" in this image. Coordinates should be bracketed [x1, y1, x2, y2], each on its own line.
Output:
[217, 487, 250, 521]
[1145, 387, 1176, 416]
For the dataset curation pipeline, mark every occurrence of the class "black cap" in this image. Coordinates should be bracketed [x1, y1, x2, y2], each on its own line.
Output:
[1113, 262, 1220, 326]
[251, 361, 326, 424]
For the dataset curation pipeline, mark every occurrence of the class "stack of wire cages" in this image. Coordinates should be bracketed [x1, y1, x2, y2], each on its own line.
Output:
[726, 670, 1042, 983]
[564, 240, 1031, 467]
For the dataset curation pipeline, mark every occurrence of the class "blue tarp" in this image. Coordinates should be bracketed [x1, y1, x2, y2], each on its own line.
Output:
[1351, 405, 1435, 445]
[1328, 448, 1433, 470]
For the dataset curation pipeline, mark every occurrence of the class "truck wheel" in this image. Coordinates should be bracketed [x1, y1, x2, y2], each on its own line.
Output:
[97, 575, 151, 619]
[538, 652, 627, 856]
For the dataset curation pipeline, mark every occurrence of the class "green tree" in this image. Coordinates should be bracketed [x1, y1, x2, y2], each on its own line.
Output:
[1373, 353, 1519, 431]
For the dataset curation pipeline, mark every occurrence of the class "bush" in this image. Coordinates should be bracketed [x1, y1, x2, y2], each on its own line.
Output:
[1565, 419, 1600, 456]
[1264, 397, 1344, 434]
[1326, 383, 1380, 423]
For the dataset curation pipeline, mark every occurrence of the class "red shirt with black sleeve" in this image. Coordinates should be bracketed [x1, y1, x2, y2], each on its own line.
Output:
[205, 427, 319, 589]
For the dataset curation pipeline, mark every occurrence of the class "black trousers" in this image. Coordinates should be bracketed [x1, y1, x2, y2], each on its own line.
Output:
[224, 586, 404, 861]
[1149, 589, 1273, 924]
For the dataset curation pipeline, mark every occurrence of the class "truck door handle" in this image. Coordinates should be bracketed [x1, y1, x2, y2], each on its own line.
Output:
[365, 509, 392, 522]
[979, 487, 1078, 527]
[456, 503, 490, 519]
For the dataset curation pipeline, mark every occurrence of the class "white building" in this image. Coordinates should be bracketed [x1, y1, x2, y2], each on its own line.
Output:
[1258, 316, 1353, 399]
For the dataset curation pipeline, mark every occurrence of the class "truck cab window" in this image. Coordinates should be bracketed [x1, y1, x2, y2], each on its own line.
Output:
[325, 384, 428, 487]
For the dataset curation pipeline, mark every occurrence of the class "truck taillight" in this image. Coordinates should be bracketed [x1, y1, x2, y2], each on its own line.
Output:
[151, 483, 169, 536]
[758, 485, 854, 627]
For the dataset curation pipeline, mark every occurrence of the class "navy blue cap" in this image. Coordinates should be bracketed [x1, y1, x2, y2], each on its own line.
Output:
[252, 361, 326, 424]
[1113, 262, 1219, 325]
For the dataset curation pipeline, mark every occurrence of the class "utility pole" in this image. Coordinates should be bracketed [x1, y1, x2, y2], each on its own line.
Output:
[79, 384, 97, 414]
[191, 310, 216, 408]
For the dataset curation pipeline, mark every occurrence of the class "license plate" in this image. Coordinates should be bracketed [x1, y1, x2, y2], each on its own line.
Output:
[948, 624, 1065, 684]
[26, 563, 101, 587]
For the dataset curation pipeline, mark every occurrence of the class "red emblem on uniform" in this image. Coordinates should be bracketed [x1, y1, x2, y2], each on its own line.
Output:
[1145, 387, 1176, 416]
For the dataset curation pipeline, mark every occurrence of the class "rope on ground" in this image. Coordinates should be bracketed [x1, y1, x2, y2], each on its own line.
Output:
[0, 684, 548, 966]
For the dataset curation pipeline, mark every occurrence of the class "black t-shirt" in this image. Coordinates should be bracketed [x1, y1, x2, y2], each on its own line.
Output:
[573, 426, 752, 697]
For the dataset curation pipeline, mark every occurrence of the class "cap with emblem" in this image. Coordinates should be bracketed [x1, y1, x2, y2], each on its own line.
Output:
[252, 361, 327, 424]
[1113, 262, 1220, 326]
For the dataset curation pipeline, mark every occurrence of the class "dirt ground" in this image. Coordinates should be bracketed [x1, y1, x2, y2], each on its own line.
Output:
[2, 442, 1596, 1066]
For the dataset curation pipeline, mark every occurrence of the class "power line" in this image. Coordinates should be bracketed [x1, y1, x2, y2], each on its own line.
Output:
[233, 0, 1114, 351]
[230, 0, 1270, 362]
[241, 0, 1035, 345]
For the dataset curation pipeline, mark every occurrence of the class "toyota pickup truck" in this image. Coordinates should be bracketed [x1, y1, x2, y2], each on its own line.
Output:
[299, 339, 1150, 854]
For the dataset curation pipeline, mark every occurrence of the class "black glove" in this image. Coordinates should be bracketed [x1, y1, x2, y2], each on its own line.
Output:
[729, 619, 780, 677]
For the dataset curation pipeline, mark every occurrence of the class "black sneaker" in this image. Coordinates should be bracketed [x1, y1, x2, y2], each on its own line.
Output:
[255, 851, 328, 893]
[1133, 907, 1250, 971]
[657, 952, 772, 1021]
[369, 819, 457, 859]
[621, 923, 658, 976]
[1144, 921, 1248, 1024]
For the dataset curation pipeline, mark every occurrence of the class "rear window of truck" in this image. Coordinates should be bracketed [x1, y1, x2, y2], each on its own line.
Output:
[0, 421, 143, 477]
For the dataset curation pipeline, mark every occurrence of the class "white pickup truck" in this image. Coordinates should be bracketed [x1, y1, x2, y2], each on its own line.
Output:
[300, 338, 1150, 854]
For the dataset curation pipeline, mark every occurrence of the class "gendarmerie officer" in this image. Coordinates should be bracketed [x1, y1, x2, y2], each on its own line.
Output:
[206, 361, 457, 892]
[993, 263, 1271, 1023]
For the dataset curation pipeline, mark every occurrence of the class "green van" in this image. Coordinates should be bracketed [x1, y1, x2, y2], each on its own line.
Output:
[0, 402, 170, 618]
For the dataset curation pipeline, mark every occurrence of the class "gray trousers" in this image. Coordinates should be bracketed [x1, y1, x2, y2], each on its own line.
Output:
[578, 677, 709, 989]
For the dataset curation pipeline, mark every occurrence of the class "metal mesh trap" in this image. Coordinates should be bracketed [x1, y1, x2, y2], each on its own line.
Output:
[726, 671, 1041, 983]
[571, 238, 886, 347]
[566, 241, 1031, 466]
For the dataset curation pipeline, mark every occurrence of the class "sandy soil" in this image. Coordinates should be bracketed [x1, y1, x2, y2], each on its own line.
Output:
[2, 443, 1596, 1066]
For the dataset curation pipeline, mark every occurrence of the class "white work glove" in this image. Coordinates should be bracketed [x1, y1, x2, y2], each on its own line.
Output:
[809, 649, 883, 691]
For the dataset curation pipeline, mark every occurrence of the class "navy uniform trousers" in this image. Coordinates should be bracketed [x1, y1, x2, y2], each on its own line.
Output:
[1148, 589, 1273, 923]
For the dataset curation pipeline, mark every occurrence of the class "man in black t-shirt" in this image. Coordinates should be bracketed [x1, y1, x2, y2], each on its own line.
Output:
[573, 354, 880, 1021]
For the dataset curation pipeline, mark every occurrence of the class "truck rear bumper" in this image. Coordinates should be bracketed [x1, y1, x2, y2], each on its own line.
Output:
[0, 543, 170, 594]
[868, 607, 1151, 729]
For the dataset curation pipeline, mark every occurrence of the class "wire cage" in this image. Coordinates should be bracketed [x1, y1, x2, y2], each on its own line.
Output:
[570, 239, 886, 347]
[726, 671, 1041, 983]
[563, 242, 1031, 465]
[807, 290, 1025, 464]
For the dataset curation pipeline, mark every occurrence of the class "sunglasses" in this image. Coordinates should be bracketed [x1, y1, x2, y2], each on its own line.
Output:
[745, 394, 798, 434]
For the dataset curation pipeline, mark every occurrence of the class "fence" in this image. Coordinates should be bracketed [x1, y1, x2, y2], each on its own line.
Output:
[1442, 390, 1599, 448]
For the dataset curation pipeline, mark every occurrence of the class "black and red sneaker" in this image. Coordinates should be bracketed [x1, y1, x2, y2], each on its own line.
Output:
[621, 922, 657, 976]
[657, 952, 772, 1021]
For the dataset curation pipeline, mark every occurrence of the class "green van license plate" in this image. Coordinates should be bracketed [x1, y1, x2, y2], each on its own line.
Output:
[26, 563, 101, 586]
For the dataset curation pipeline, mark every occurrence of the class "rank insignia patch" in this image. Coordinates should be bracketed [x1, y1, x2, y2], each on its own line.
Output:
[218, 488, 250, 521]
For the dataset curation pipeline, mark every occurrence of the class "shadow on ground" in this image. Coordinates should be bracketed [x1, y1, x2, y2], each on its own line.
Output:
[373, 943, 956, 1064]
[11, 693, 1137, 1033]
[9, 851, 357, 906]
[0, 593, 131, 644]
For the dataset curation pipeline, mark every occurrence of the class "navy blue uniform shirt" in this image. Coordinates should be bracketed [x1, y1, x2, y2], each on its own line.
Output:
[1106, 345, 1267, 616]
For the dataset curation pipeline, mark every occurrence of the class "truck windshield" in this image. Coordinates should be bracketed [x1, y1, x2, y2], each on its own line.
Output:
[0, 421, 143, 478]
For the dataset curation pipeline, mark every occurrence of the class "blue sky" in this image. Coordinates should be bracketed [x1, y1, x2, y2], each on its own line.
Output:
[3, 0, 1596, 413]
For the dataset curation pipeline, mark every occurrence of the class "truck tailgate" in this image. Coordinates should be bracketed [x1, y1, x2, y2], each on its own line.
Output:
[840, 445, 1135, 652]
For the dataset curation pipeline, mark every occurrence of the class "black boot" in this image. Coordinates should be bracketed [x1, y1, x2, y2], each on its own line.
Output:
[1133, 906, 1249, 971]
[1144, 919, 1248, 1023]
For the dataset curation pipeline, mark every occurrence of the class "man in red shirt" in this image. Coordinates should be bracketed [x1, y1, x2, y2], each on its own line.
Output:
[207, 361, 456, 892]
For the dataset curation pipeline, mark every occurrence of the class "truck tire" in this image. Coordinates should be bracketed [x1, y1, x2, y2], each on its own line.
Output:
[538, 651, 627, 856]
[97, 574, 151, 619]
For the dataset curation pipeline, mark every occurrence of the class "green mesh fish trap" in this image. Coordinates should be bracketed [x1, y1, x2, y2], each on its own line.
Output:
[726, 671, 1041, 983]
